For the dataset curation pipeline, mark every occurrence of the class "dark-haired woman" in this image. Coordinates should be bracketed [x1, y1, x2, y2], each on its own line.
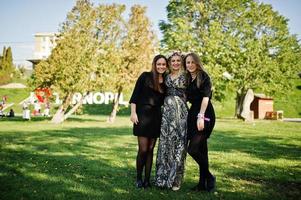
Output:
[129, 55, 168, 189]
[184, 53, 216, 192]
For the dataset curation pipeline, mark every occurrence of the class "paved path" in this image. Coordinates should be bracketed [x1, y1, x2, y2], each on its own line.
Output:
[0, 83, 27, 88]
[2, 103, 14, 111]
[283, 118, 301, 122]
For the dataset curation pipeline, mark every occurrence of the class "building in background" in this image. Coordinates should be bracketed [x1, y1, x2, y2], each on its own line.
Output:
[33, 32, 57, 59]
[28, 32, 58, 68]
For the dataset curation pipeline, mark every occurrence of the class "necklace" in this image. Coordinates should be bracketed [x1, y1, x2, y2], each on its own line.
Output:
[171, 71, 180, 80]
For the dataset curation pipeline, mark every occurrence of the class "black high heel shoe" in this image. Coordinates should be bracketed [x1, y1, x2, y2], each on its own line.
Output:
[191, 183, 206, 192]
[206, 175, 216, 192]
[136, 180, 144, 188]
[143, 181, 152, 189]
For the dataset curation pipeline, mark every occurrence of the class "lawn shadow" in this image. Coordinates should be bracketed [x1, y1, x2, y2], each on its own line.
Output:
[0, 150, 137, 199]
[0, 115, 108, 123]
[83, 104, 130, 116]
[66, 116, 105, 122]
[0, 126, 140, 199]
[206, 129, 301, 199]
[210, 129, 300, 161]
[0, 116, 51, 122]
[1, 125, 300, 199]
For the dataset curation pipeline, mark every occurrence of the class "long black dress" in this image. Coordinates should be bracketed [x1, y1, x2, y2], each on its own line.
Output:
[129, 72, 165, 138]
[186, 71, 215, 139]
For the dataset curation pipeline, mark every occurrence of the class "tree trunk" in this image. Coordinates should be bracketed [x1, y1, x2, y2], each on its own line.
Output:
[63, 92, 90, 120]
[51, 92, 90, 123]
[235, 89, 246, 118]
[51, 105, 65, 124]
[64, 97, 84, 120]
[107, 86, 122, 123]
[51, 93, 71, 124]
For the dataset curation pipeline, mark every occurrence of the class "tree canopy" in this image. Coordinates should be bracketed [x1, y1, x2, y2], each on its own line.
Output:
[0, 46, 15, 85]
[32, 0, 157, 123]
[160, 0, 301, 116]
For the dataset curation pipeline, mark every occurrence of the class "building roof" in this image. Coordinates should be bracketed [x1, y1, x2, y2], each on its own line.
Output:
[27, 59, 41, 65]
[34, 32, 58, 37]
[254, 93, 273, 100]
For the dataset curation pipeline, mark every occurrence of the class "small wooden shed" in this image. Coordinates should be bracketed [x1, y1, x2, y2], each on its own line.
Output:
[250, 94, 274, 119]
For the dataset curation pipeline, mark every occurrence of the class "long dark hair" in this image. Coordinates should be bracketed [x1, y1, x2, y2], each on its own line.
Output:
[184, 52, 206, 88]
[151, 54, 168, 93]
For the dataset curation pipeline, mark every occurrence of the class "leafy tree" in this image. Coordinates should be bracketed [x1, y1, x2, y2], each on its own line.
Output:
[33, 0, 156, 123]
[18, 65, 27, 77]
[92, 4, 126, 92]
[33, 0, 157, 123]
[0, 46, 15, 85]
[107, 5, 157, 122]
[5, 47, 13, 71]
[0, 46, 7, 71]
[33, 0, 97, 123]
[160, 0, 301, 117]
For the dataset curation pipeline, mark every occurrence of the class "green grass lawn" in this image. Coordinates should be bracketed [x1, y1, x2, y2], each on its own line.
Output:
[0, 115, 300, 200]
[273, 78, 301, 118]
[0, 88, 31, 114]
[213, 78, 301, 118]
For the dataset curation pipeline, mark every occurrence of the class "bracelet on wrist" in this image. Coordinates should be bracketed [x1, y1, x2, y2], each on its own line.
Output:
[197, 114, 211, 122]
[197, 113, 204, 118]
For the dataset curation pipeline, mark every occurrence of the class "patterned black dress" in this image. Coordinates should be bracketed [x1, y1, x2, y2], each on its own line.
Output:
[155, 72, 188, 188]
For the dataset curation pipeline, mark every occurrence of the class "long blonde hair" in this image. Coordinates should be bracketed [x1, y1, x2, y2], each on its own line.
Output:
[168, 51, 185, 74]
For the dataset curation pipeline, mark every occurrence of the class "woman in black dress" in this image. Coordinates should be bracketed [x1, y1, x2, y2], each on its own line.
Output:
[129, 55, 168, 188]
[184, 52, 216, 192]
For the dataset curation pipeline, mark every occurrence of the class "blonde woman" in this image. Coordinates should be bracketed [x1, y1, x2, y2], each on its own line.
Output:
[155, 52, 188, 191]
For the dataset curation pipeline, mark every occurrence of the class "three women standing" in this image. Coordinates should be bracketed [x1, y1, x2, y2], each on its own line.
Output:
[155, 52, 188, 191]
[185, 53, 216, 192]
[129, 55, 168, 188]
[130, 52, 216, 192]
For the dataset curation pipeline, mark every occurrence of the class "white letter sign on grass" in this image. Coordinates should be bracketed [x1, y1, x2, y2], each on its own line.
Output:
[67, 92, 127, 105]
[22, 92, 128, 106]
